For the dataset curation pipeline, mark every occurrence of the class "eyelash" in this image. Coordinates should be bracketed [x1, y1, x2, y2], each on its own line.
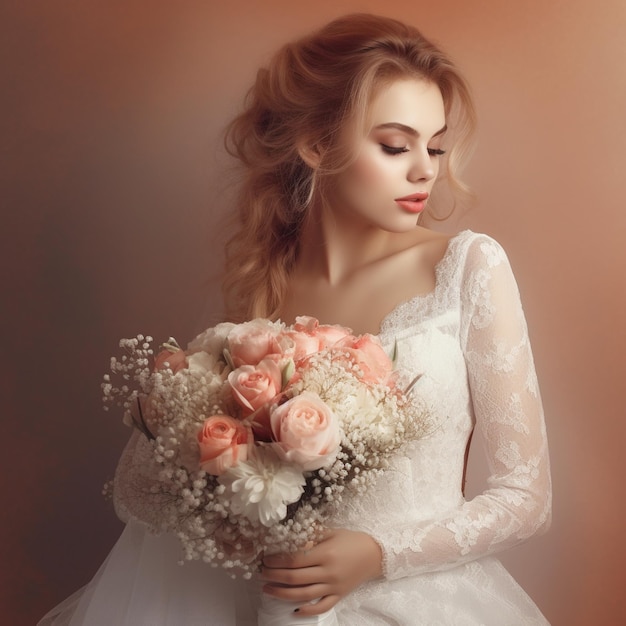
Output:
[380, 144, 446, 157]
[381, 144, 409, 155]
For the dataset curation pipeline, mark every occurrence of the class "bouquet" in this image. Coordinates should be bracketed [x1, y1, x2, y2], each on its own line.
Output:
[103, 316, 429, 623]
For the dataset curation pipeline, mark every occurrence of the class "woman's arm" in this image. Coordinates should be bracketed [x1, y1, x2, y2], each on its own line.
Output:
[365, 235, 552, 580]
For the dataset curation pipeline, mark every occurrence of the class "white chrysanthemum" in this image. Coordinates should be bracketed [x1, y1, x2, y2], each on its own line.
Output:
[218, 447, 305, 527]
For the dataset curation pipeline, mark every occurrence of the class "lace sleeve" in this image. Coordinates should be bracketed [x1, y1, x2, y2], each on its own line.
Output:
[371, 236, 552, 580]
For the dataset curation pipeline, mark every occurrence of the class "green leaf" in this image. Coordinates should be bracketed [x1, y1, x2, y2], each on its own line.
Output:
[223, 348, 235, 370]
[282, 359, 295, 387]
[391, 339, 399, 366]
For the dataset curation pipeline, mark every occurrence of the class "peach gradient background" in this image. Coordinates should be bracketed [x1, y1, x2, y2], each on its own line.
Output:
[2, 1, 625, 624]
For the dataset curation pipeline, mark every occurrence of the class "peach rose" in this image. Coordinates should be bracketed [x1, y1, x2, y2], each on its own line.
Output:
[197, 415, 251, 475]
[228, 358, 283, 413]
[270, 391, 341, 471]
[337, 334, 393, 384]
[227, 319, 294, 367]
[284, 329, 321, 361]
[293, 316, 352, 350]
[154, 347, 188, 373]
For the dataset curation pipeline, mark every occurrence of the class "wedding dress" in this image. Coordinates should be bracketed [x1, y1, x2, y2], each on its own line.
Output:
[39, 230, 552, 625]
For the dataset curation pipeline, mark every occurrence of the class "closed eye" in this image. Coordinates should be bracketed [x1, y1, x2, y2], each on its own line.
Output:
[428, 148, 446, 156]
[381, 144, 409, 155]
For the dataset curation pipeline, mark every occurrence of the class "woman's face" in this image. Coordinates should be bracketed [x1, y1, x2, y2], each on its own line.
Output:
[328, 78, 447, 233]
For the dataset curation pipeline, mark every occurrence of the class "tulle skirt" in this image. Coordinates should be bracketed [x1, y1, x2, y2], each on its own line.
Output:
[39, 522, 549, 625]
[38, 522, 256, 625]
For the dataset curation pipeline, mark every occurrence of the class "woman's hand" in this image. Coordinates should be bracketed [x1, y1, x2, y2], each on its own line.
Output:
[261, 528, 383, 616]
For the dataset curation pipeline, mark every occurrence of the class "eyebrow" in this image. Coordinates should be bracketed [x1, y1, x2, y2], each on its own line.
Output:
[374, 122, 448, 137]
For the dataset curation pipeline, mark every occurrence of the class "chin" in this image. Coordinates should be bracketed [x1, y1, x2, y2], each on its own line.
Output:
[383, 220, 423, 234]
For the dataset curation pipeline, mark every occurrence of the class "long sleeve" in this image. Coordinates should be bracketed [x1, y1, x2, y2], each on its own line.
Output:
[369, 235, 552, 580]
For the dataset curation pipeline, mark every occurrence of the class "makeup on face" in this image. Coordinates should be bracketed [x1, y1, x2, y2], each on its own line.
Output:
[328, 79, 447, 232]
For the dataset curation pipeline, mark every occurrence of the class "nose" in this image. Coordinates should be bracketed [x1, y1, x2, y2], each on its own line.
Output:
[407, 148, 437, 183]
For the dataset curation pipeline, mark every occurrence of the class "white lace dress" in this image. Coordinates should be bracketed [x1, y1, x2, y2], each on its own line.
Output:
[39, 231, 552, 625]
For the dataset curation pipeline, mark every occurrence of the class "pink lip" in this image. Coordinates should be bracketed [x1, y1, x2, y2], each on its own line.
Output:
[394, 192, 429, 213]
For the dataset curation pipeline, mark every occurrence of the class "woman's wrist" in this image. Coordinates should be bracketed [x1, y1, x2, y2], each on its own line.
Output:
[356, 531, 384, 581]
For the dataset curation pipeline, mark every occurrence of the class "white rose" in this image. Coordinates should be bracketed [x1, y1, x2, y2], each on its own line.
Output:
[187, 351, 218, 375]
[187, 323, 236, 356]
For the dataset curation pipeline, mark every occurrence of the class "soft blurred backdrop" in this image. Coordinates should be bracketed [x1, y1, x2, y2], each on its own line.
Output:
[2, 1, 625, 624]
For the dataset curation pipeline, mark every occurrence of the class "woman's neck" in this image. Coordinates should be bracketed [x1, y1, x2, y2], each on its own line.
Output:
[297, 202, 424, 287]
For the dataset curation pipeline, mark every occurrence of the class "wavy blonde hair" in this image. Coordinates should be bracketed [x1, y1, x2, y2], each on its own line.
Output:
[222, 13, 476, 321]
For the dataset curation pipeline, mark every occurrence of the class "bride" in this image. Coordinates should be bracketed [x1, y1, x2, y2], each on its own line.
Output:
[40, 13, 551, 625]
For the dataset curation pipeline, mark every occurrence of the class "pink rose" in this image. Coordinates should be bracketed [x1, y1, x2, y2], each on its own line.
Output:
[284, 329, 322, 361]
[228, 358, 283, 413]
[227, 319, 294, 366]
[336, 334, 393, 384]
[154, 348, 188, 373]
[270, 391, 341, 471]
[197, 415, 251, 475]
[316, 325, 353, 349]
[293, 316, 352, 350]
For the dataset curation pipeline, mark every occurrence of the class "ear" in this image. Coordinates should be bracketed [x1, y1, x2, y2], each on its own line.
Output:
[297, 142, 322, 169]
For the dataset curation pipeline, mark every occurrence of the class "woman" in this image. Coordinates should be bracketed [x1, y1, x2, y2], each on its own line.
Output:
[40, 13, 551, 625]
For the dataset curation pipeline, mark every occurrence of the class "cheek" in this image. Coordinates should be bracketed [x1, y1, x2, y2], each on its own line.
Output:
[344, 155, 390, 193]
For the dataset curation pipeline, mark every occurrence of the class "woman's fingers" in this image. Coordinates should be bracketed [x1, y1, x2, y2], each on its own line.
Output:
[260, 529, 382, 612]
[261, 563, 324, 587]
[262, 545, 315, 569]
[262, 581, 329, 603]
